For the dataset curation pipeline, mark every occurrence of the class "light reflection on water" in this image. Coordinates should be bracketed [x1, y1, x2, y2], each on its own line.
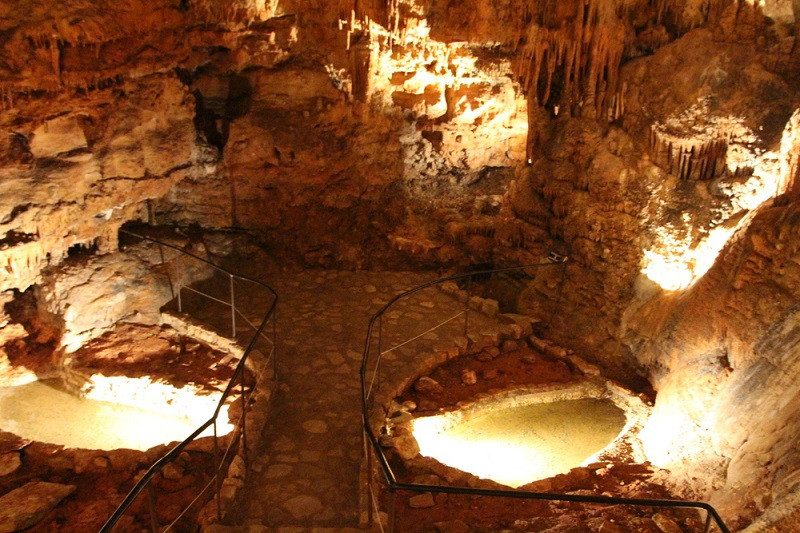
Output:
[0, 380, 222, 451]
[413, 398, 627, 487]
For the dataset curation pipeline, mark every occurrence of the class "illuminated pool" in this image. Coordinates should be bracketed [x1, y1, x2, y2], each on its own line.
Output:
[412, 398, 627, 487]
[0, 379, 231, 451]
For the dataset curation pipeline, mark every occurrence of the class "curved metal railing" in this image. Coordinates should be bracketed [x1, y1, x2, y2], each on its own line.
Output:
[360, 262, 731, 533]
[100, 228, 278, 532]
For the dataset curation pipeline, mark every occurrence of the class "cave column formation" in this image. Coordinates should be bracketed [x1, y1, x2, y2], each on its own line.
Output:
[1, 0, 800, 530]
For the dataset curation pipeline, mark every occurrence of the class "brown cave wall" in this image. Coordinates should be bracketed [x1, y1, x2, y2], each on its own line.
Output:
[156, 0, 533, 268]
[157, 0, 783, 269]
[158, 63, 412, 267]
[0, 69, 207, 359]
[621, 199, 800, 528]
[506, 24, 799, 370]
[0, 71, 207, 295]
[3, 1, 799, 290]
[8, 0, 793, 278]
[0, 0, 305, 297]
[490, 4, 800, 525]
[0, 1, 290, 355]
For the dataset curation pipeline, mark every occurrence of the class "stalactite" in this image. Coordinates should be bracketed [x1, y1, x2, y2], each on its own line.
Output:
[607, 82, 626, 122]
[349, 41, 370, 101]
[653, 0, 732, 31]
[50, 37, 63, 88]
[385, 0, 398, 43]
[649, 125, 742, 181]
[513, 0, 627, 120]
[784, 114, 800, 198]
[512, 0, 747, 121]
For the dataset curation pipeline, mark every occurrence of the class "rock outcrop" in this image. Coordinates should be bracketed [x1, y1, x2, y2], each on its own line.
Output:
[0, 481, 75, 533]
[35, 238, 212, 353]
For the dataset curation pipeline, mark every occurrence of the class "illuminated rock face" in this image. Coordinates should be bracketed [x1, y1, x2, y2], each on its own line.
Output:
[628, 202, 800, 526]
[0, 73, 206, 294]
[0, 0, 800, 529]
[35, 240, 212, 353]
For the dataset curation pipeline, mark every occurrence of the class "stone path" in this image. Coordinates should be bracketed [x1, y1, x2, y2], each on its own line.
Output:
[190, 267, 502, 531]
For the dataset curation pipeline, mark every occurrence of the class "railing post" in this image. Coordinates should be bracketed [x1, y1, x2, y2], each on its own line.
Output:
[272, 304, 277, 380]
[147, 480, 160, 533]
[147, 199, 155, 225]
[213, 420, 222, 521]
[157, 241, 176, 303]
[241, 370, 248, 470]
[230, 274, 236, 338]
[102, 230, 281, 533]
[387, 489, 397, 533]
[364, 429, 373, 526]
[350, 264, 734, 533]
[377, 316, 383, 397]
[464, 275, 471, 339]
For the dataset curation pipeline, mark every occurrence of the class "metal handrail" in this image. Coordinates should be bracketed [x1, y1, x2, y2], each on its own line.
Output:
[99, 229, 278, 532]
[360, 263, 731, 533]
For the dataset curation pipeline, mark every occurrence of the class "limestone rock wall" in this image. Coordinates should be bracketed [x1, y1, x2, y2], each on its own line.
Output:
[504, 26, 798, 366]
[0, 72, 207, 294]
[0, 0, 295, 295]
[482, 9, 800, 526]
[0, 0, 284, 353]
[36, 239, 212, 354]
[623, 200, 800, 528]
[156, 0, 532, 267]
[0, 236, 213, 388]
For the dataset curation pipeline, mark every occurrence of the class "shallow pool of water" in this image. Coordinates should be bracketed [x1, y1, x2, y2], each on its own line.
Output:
[412, 398, 627, 487]
[0, 380, 213, 451]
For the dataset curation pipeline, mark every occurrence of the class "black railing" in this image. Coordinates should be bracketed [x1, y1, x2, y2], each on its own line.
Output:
[360, 263, 731, 533]
[100, 229, 278, 532]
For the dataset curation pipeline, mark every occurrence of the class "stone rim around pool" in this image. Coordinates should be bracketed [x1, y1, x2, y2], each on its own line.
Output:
[385, 380, 653, 489]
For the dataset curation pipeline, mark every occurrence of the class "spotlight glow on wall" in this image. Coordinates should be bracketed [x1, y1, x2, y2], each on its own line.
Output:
[641, 108, 793, 291]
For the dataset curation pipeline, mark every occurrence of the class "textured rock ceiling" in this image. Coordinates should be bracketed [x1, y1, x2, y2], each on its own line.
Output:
[1, 0, 800, 529]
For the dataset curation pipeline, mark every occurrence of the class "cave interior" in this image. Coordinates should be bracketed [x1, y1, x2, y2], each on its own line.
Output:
[1, 0, 800, 531]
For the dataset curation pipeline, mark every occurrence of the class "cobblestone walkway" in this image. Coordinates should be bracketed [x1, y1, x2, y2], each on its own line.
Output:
[214, 269, 500, 531]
